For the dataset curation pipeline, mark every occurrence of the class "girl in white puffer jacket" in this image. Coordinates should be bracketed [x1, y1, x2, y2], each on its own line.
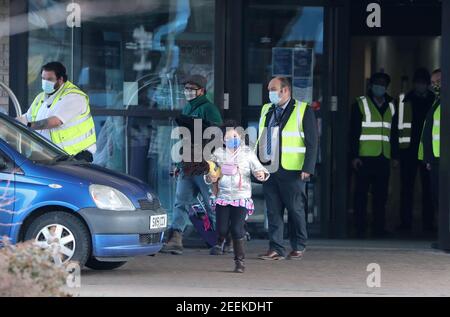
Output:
[205, 123, 269, 273]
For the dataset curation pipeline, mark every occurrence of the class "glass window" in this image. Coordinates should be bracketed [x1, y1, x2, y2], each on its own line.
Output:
[243, 1, 324, 231]
[77, 0, 215, 110]
[126, 118, 177, 219]
[244, 1, 324, 110]
[26, 0, 216, 222]
[92, 116, 126, 173]
[0, 115, 65, 163]
[27, 0, 73, 107]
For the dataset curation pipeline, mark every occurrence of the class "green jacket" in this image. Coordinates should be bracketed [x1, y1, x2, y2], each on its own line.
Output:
[181, 95, 222, 125]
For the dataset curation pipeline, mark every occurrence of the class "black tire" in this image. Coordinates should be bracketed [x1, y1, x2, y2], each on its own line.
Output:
[24, 211, 91, 267]
[85, 257, 127, 270]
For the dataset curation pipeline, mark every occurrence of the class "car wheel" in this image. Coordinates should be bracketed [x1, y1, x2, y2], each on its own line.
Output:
[24, 211, 91, 267]
[85, 258, 127, 270]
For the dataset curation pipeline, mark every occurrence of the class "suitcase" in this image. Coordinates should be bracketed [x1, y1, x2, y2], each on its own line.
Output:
[189, 198, 217, 247]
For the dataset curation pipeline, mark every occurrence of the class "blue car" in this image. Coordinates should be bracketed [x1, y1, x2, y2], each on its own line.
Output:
[0, 113, 167, 270]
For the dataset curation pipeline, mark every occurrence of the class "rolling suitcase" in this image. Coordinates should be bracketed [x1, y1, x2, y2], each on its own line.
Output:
[189, 197, 217, 247]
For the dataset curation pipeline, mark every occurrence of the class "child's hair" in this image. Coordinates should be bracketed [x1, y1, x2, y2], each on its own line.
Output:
[220, 119, 245, 140]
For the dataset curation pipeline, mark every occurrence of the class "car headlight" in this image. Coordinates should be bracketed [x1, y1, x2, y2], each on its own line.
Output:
[89, 184, 136, 211]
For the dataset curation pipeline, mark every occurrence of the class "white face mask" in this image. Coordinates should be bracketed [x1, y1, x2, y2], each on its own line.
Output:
[184, 89, 198, 101]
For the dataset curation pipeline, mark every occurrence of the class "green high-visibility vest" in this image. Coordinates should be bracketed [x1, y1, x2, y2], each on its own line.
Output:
[30, 81, 96, 155]
[418, 100, 440, 160]
[356, 96, 395, 159]
[257, 100, 308, 171]
[398, 93, 412, 149]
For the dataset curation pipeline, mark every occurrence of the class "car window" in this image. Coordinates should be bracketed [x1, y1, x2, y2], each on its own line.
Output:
[0, 151, 14, 174]
[0, 116, 65, 163]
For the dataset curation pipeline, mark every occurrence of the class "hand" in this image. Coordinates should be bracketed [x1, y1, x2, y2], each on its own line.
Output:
[392, 159, 399, 168]
[16, 116, 27, 125]
[426, 163, 432, 171]
[352, 158, 363, 171]
[254, 170, 266, 182]
[301, 172, 310, 181]
[208, 174, 219, 183]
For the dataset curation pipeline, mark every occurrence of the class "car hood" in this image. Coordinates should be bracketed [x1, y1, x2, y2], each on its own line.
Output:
[24, 161, 155, 204]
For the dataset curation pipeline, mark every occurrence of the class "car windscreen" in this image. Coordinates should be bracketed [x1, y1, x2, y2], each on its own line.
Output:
[0, 115, 66, 163]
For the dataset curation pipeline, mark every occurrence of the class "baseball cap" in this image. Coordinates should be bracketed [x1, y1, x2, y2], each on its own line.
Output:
[183, 74, 207, 89]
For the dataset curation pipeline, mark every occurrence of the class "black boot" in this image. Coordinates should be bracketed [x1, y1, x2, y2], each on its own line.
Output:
[233, 238, 245, 273]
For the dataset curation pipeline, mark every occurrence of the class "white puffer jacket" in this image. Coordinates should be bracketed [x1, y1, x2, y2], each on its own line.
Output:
[205, 145, 269, 200]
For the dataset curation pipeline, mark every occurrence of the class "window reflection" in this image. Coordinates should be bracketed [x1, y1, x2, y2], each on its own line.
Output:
[78, 0, 215, 110]
[245, 2, 324, 107]
[93, 116, 126, 172]
[27, 0, 215, 222]
[27, 0, 72, 106]
[244, 2, 324, 228]
[127, 118, 177, 218]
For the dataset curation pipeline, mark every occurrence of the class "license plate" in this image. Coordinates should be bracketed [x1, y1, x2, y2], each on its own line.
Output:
[150, 214, 167, 229]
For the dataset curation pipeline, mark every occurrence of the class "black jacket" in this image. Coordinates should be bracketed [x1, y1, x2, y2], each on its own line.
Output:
[401, 89, 435, 157]
[260, 98, 319, 176]
[349, 93, 399, 160]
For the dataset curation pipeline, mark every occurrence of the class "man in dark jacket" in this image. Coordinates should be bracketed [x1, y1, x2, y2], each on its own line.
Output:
[398, 68, 435, 232]
[419, 69, 441, 229]
[257, 77, 319, 260]
[350, 72, 399, 238]
[161, 75, 222, 255]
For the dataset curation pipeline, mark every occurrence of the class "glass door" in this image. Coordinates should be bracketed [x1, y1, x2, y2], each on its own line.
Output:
[242, 0, 328, 237]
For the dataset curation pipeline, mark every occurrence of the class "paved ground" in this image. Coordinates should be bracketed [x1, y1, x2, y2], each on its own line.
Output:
[71, 239, 450, 297]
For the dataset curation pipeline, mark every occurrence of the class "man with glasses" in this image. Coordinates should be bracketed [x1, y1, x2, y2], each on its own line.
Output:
[161, 74, 222, 255]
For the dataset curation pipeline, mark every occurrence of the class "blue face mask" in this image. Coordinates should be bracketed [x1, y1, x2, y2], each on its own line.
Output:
[269, 91, 281, 105]
[225, 137, 241, 149]
[371, 84, 386, 97]
[42, 79, 56, 94]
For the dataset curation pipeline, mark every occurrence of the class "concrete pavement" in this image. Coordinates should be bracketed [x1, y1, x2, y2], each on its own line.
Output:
[72, 239, 450, 297]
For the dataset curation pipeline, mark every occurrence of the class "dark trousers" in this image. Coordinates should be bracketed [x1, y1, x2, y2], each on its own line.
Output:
[215, 205, 247, 240]
[399, 151, 434, 230]
[74, 150, 93, 163]
[354, 157, 390, 236]
[263, 173, 307, 256]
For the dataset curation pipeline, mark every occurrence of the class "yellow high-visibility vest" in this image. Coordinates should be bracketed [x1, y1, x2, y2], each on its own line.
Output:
[30, 81, 96, 155]
[418, 100, 440, 160]
[356, 96, 395, 159]
[257, 100, 308, 171]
